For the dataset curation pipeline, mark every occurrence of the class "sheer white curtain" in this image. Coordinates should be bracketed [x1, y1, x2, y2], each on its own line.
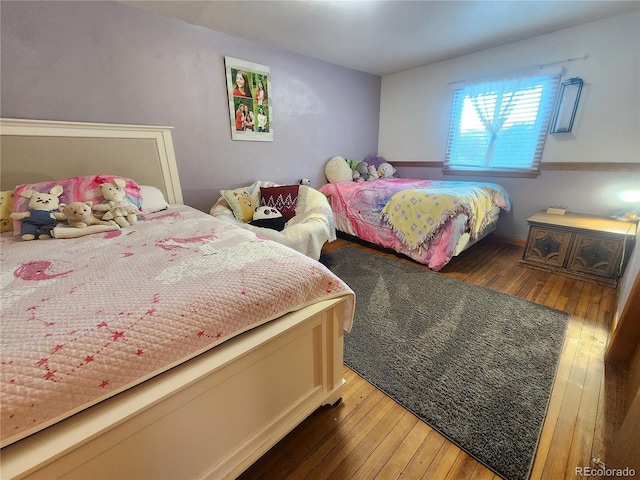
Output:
[467, 79, 522, 167]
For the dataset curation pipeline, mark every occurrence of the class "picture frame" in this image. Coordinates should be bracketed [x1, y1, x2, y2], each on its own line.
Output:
[225, 56, 273, 142]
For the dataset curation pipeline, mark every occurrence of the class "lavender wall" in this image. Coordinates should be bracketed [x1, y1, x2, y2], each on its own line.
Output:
[0, 1, 381, 211]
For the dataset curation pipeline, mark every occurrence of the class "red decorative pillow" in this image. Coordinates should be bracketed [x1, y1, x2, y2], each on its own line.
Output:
[260, 185, 299, 221]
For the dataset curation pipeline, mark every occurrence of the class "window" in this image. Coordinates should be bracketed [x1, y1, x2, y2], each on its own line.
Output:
[444, 74, 559, 176]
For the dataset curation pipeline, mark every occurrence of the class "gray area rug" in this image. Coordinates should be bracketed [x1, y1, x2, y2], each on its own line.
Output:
[320, 247, 569, 480]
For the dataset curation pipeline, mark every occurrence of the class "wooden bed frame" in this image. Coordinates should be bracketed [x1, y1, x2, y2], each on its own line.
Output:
[0, 118, 352, 479]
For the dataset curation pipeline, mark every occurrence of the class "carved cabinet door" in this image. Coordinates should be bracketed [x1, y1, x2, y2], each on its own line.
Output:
[566, 233, 624, 278]
[523, 226, 573, 267]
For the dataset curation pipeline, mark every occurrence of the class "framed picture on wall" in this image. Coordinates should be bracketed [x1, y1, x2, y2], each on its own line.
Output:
[225, 56, 273, 142]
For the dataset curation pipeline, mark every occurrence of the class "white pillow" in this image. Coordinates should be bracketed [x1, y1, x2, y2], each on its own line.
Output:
[140, 185, 169, 214]
[325, 156, 353, 183]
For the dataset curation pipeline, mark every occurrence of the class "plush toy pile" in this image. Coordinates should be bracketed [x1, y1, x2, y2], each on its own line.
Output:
[352, 161, 378, 182]
[9, 176, 143, 240]
[324, 155, 396, 184]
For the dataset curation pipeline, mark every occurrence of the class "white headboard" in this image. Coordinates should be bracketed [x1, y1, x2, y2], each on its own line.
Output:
[0, 118, 184, 204]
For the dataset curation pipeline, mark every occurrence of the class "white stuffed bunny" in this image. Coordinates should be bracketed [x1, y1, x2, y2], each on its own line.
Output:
[10, 185, 66, 240]
[93, 178, 141, 227]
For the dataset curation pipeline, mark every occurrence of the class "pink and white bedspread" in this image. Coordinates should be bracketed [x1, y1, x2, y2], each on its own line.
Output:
[0, 205, 354, 447]
[320, 178, 512, 270]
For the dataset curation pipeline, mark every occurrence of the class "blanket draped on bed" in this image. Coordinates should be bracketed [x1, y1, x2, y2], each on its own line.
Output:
[0, 205, 354, 447]
[381, 184, 499, 251]
[319, 179, 512, 269]
[211, 182, 336, 261]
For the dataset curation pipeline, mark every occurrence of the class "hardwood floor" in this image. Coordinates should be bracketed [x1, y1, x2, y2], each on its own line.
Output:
[239, 236, 615, 480]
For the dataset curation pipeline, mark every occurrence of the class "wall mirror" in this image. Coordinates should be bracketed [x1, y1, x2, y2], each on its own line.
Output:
[550, 77, 583, 134]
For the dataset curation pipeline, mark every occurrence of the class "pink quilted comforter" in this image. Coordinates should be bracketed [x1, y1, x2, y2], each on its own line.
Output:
[0, 205, 354, 447]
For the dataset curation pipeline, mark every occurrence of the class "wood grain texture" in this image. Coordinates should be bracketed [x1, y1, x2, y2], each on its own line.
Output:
[239, 235, 619, 480]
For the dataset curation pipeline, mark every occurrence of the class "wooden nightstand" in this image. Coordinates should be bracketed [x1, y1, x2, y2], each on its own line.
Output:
[520, 211, 637, 287]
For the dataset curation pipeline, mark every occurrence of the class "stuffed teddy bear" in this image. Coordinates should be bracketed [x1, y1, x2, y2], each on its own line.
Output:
[93, 178, 142, 227]
[378, 162, 397, 178]
[353, 161, 367, 182]
[249, 206, 286, 231]
[0, 190, 14, 233]
[233, 191, 256, 223]
[366, 164, 379, 181]
[60, 201, 119, 228]
[10, 185, 66, 240]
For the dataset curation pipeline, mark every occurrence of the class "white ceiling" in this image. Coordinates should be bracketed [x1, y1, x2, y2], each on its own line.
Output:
[119, 0, 640, 76]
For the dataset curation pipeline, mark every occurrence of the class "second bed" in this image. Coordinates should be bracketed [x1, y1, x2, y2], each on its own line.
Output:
[320, 178, 512, 270]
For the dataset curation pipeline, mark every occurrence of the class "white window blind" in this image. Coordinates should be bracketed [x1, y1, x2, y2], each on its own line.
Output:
[444, 74, 559, 174]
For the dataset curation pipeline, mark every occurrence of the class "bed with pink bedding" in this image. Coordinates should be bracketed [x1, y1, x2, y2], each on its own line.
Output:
[0, 204, 353, 448]
[0, 118, 355, 480]
[320, 178, 512, 270]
